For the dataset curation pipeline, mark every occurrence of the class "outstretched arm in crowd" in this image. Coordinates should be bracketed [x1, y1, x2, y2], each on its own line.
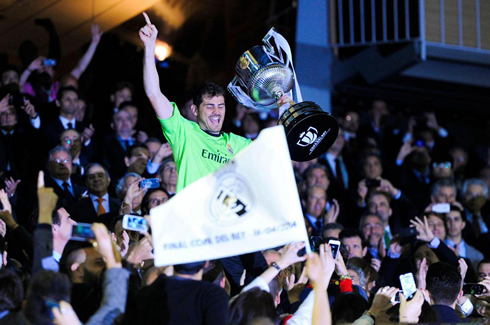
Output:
[70, 24, 103, 79]
[139, 12, 174, 120]
[33, 171, 60, 274]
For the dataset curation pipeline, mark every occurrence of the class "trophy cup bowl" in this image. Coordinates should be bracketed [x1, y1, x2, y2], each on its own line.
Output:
[228, 34, 339, 162]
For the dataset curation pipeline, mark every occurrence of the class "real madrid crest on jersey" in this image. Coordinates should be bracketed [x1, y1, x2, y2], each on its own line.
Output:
[209, 161, 254, 225]
[227, 144, 234, 155]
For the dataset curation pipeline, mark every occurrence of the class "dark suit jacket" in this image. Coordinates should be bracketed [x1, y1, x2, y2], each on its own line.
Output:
[0, 127, 38, 182]
[432, 305, 466, 323]
[100, 134, 130, 181]
[44, 175, 86, 207]
[66, 196, 121, 226]
[42, 118, 86, 151]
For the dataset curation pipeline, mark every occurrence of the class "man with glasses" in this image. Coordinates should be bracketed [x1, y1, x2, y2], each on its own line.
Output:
[67, 163, 121, 224]
[44, 146, 86, 206]
[59, 129, 93, 184]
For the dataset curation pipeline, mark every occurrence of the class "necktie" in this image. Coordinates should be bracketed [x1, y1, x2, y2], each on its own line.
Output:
[62, 182, 73, 198]
[473, 215, 482, 237]
[315, 220, 322, 231]
[67, 122, 73, 129]
[384, 230, 391, 249]
[96, 198, 106, 216]
[335, 157, 345, 189]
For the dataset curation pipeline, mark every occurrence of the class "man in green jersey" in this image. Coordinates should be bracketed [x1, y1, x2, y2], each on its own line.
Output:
[139, 14, 291, 194]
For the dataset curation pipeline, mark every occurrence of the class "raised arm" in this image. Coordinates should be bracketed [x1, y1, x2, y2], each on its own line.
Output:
[139, 12, 173, 120]
[70, 23, 103, 79]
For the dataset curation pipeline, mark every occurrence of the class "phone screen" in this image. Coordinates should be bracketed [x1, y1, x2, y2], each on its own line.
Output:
[328, 239, 340, 259]
[71, 223, 95, 241]
[399, 273, 416, 300]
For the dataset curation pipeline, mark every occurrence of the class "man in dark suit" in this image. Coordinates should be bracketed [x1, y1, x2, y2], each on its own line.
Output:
[67, 163, 120, 225]
[0, 105, 36, 183]
[319, 128, 354, 203]
[302, 185, 328, 237]
[42, 86, 94, 151]
[101, 109, 136, 181]
[426, 262, 466, 323]
[45, 146, 86, 206]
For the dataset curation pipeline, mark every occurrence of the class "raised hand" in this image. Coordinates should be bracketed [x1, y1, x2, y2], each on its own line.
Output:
[139, 12, 158, 47]
[92, 223, 121, 268]
[0, 94, 9, 113]
[285, 266, 308, 303]
[91, 23, 103, 44]
[324, 199, 339, 224]
[4, 177, 21, 198]
[80, 124, 95, 145]
[410, 216, 434, 243]
[20, 99, 37, 119]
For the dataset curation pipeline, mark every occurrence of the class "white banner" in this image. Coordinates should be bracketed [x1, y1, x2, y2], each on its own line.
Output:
[151, 126, 310, 266]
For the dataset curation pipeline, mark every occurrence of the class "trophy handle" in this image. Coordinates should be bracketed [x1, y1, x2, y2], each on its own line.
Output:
[262, 28, 279, 59]
[227, 76, 261, 109]
[262, 28, 303, 103]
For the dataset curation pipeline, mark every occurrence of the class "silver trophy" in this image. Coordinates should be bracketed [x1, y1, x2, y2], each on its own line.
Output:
[228, 28, 338, 162]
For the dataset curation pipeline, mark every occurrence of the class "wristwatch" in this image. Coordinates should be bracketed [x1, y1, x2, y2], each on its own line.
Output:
[270, 262, 281, 271]
[340, 274, 352, 280]
[364, 310, 376, 321]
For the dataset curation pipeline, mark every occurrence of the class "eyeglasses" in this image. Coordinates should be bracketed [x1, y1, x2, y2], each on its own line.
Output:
[432, 162, 451, 169]
[62, 137, 80, 145]
[53, 158, 70, 165]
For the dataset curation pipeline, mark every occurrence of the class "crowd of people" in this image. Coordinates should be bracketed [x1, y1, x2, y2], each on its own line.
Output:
[1, 13, 490, 325]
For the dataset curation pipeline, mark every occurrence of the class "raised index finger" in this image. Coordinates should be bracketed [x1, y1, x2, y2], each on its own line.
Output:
[143, 12, 152, 25]
[37, 171, 44, 189]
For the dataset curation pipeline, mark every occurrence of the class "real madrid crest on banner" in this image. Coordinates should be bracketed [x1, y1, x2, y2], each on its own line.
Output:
[209, 161, 254, 225]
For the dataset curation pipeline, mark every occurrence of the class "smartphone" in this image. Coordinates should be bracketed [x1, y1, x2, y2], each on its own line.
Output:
[399, 273, 416, 300]
[122, 214, 149, 232]
[43, 58, 57, 66]
[141, 178, 160, 189]
[71, 223, 95, 241]
[310, 236, 323, 253]
[328, 239, 341, 259]
[365, 179, 381, 188]
[463, 283, 487, 295]
[432, 203, 450, 214]
[391, 290, 402, 303]
[398, 227, 418, 246]
[414, 139, 426, 148]
[398, 227, 418, 238]
[44, 298, 60, 319]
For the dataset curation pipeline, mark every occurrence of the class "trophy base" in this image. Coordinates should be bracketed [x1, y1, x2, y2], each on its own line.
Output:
[279, 101, 339, 162]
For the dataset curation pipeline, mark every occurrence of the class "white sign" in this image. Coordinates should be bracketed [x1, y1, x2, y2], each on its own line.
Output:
[151, 126, 310, 266]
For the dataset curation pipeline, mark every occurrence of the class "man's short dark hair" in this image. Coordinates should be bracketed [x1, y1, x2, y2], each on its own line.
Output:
[0, 269, 24, 311]
[339, 228, 367, 249]
[173, 261, 206, 275]
[193, 82, 226, 108]
[112, 81, 134, 95]
[426, 262, 462, 305]
[24, 270, 71, 324]
[322, 222, 343, 234]
[1, 65, 20, 77]
[367, 190, 392, 204]
[56, 86, 78, 102]
[85, 163, 111, 180]
[477, 258, 490, 271]
[119, 101, 138, 111]
[125, 143, 149, 158]
[229, 287, 277, 325]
